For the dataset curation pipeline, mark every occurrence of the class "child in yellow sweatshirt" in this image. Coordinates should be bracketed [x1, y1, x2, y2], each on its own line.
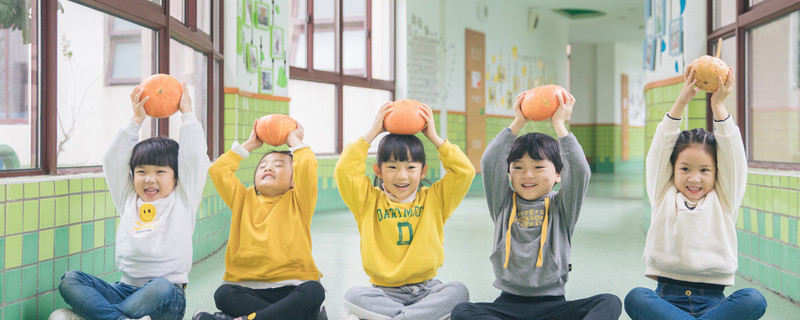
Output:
[196, 120, 324, 320]
[334, 103, 476, 320]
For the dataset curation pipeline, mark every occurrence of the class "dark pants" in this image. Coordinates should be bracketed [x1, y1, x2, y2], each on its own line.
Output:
[213, 281, 325, 320]
[451, 292, 622, 320]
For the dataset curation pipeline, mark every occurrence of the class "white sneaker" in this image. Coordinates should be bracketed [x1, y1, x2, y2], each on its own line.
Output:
[48, 309, 84, 320]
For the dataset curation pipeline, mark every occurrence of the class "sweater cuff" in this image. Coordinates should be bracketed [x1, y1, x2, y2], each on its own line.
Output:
[661, 114, 683, 131]
[665, 113, 681, 121]
[123, 119, 142, 136]
[180, 112, 199, 125]
[713, 115, 738, 135]
[558, 132, 579, 150]
[289, 144, 309, 154]
[230, 141, 250, 158]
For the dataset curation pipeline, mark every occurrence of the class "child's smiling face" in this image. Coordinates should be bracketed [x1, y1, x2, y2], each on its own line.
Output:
[254, 152, 294, 197]
[508, 154, 561, 201]
[133, 165, 176, 202]
[673, 144, 716, 202]
[374, 153, 428, 201]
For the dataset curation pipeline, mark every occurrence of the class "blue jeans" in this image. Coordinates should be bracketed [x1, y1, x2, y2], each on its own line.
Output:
[58, 270, 186, 320]
[624, 282, 767, 320]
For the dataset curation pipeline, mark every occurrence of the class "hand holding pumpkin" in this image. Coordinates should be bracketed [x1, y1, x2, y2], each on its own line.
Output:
[508, 93, 528, 135]
[364, 102, 392, 143]
[178, 82, 192, 114]
[710, 68, 734, 121]
[552, 91, 575, 138]
[285, 120, 305, 148]
[129, 87, 149, 125]
[242, 119, 264, 152]
[419, 104, 444, 148]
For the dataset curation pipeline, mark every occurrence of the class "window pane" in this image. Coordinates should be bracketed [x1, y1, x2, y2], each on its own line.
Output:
[0, 5, 37, 171]
[289, 80, 336, 153]
[168, 39, 208, 141]
[712, 36, 737, 121]
[343, 86, 392, 153]
[343, 0, 366, 77]
[372, 0, 394, 80]
[111, 42, 142, 79]
[290, 0, 308, 68]
[750, 0, 766, 6]
[198, 0, 212, 35]
[747, 12, 800, 163]
[213, 59, 221, 157]
[57, 2, 155, 167]
[713, 0, 736, 30]
[314, 0, 336, 71]
[171, 0, 184, 22]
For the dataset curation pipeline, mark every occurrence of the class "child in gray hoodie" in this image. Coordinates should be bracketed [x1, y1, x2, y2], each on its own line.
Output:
[451, 91, 621, 320]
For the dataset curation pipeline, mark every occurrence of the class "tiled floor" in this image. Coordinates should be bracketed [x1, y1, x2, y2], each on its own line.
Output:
[185, 173, 800, 319]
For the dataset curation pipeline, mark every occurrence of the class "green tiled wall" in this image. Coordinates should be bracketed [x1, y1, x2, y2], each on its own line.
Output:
[0, 176, 229, 319]
[644, 82, 800, 304]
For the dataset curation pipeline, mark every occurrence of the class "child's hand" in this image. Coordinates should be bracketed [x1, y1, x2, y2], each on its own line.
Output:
[677, 65, 700, 105]
[242, 119, 264, 152]
[508, 92, 528, 135]
[420, 104, 444, 148]
[286, 120, 304, 147]
[179, 82, 193, 114]
[711, 68, 734, 107]
[364, 102, 392, 143]
[130, 87, 149, 125]
[552, 90, 575, 126]
[668, 65, 700, 119]
[710, 68, 734, 121]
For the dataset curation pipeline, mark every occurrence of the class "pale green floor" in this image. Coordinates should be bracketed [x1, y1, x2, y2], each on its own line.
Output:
[185, 173, 800, 319]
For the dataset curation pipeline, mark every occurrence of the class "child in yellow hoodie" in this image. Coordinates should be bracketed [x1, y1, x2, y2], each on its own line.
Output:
[335, 103, 476, 320]
[196, 120, 324, 320]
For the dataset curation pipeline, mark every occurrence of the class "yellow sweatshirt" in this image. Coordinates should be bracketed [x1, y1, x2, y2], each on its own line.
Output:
[209, 147, 320, 282]
[334, 138, 475, 287]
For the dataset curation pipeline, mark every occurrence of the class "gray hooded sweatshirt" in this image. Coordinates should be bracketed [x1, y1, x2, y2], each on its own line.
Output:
[480, 128, 591, 297]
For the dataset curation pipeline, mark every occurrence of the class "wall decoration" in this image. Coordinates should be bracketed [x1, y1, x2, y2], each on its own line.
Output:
[653, 0, 665, 36]
[246, 44, 259, 72]
[255, 2, 270, 31]
[643, 36, 655, 71]
[669, 17, 683, 56]
[271, 26, 284, 60]
[259, 68, 273, 94]
[243, 0, 254, 27]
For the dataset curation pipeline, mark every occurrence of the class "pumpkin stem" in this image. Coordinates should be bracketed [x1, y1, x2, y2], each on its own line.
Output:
[715, 38, 722, 58]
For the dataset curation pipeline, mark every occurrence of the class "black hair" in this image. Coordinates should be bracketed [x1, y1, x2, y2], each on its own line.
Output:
[129, 137, 179, 179]
[373, 134, 429, 188]
[506, 132, 563, 173]
[669, 128, 717, 168]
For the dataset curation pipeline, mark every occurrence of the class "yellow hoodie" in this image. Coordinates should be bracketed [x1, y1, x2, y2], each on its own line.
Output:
[209, 147, 320, 282]
[334, 138, 475, 287]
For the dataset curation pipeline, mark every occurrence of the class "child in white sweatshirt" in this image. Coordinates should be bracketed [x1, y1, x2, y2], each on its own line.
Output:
[624, 66, 766, 320]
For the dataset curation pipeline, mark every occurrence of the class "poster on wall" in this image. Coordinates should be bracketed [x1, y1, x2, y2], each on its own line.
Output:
[653, 0, 665, 36]
[643, 36, 655, 71]
[669, 17, 683, 56]
[408, 35, 442, 106]
[246, 44, 259, 72]
[255, 3, 270, 31]
[271, 26, 284, 60]
[243, 0, 254, 27]
[259, 68, 273, 94]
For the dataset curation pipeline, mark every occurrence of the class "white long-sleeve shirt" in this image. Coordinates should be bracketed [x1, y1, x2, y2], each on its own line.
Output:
[643, 114, 747, 286]
[102, 113, 210, 287]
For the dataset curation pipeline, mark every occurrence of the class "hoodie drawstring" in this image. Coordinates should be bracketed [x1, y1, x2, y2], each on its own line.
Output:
[504, 194, 549, 269]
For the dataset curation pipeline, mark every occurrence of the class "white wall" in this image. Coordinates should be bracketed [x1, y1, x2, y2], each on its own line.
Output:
[569, 43, 597, 125]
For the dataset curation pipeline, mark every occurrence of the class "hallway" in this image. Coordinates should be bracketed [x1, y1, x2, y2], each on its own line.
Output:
[186, 173, 800, 319]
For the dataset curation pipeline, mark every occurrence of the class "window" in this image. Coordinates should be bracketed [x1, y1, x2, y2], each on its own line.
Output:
[0, 0, 222, 177]
[289, 0, 395, 154]
[708, 0, 800, 167]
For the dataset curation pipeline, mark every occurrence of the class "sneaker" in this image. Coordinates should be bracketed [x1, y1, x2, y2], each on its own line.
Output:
[193, 310, 235, 320]
[48, 309, 84, 320]
[130, 317, 151, 320]
[346, 315, 360, 320]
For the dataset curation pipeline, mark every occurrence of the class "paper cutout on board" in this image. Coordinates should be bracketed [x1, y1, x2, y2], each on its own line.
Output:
[277, 66, 288, 88]
[512, 46, 518, 59]
[675, 61, 679, 72]
[661, 39, 666, 52]
[471, 71, 482, 88]
[680, 0, 686, 14]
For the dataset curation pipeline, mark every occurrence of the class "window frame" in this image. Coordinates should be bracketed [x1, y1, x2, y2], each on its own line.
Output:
[707, 0, 800, 170]
[289, 0, 395, 154]
[0, 0, 224, 178]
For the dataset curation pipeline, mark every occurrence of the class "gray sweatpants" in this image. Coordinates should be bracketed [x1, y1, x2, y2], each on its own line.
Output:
[343, 279, 469, 320]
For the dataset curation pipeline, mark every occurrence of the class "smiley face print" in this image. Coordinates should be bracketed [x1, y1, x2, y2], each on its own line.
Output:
[139, 203, 156, 223]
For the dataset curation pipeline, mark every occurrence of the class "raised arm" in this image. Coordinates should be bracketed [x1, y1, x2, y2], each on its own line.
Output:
[709, 70, 746, 211]
[176, 83, 211, 211]
[286, 121, 318, 218]
[103, 88, 149, 214]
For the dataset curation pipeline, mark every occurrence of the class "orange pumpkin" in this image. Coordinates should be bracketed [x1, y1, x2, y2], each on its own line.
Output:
[691, 55, 729, 92]
[521, 84, 566, 121]
[256, 114, 298, 146]
[384, 99, 427, 135]
[137, 74, 183, 118]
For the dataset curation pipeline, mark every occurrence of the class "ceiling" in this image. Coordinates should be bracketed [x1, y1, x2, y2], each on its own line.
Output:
[516, 0, 646, 44]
